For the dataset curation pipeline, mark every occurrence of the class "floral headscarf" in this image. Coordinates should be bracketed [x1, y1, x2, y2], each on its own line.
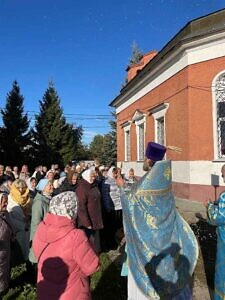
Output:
[49, 191, 78, 220]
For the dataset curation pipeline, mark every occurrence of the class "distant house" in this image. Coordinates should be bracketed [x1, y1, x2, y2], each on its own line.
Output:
[110, 9, 225, 203]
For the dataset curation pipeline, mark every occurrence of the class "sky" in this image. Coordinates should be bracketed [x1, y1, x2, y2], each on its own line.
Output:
[0, 0, 224, 144]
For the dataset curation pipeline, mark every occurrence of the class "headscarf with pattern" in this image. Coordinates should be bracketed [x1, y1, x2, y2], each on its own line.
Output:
[49, 191, 78, 220]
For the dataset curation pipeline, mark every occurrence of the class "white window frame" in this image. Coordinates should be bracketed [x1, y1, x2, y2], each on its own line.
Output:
[212, 70, 225, 160]
[123, 122, 131, 161]
[150, 103, 169, 145]
[132, 112, 146, 161]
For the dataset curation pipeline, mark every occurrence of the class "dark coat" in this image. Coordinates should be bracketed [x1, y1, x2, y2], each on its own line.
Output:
[0, 212, 12, 293]
[76, 179, 103, 230]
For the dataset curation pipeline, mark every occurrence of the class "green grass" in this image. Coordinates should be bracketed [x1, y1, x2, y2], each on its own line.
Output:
[3, 253, 127, 300]
[91, 253, 127, 300]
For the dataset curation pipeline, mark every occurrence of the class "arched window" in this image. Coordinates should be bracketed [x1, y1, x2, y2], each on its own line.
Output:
[213, 71, 225, 159]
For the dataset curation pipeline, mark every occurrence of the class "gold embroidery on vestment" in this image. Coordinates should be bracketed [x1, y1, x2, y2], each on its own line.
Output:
[136, 185, 172, 196]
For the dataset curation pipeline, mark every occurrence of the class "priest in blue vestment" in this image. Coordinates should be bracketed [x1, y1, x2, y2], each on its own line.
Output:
[207, 164, 225, 300]
[118, 142, 198, 300]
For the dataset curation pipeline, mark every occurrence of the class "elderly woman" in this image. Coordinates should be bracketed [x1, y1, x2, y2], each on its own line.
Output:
[29, 178, 54, 264]
[101, 166, 123, 250]
[53, 169, 78, 196]
[76, 168, 103, 253]
[33, 191, 99, 300]
[0, 193, 13, 296]
[207, 164, 225, 300]
[7, 179, 31, 261]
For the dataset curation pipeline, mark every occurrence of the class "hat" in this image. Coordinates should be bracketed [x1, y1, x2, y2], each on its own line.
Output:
[36, 178, 49, 192]
[145, 142, 166, 161]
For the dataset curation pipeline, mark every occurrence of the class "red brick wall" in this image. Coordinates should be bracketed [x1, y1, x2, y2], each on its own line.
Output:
[117, 56, 225, 162]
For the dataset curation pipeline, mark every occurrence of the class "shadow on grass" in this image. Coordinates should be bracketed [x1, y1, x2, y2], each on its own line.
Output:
[190, 216, 217, 291]
[91, 252, 127, 300]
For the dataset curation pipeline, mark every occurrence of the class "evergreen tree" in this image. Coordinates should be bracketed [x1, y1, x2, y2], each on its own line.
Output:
[129, 41, 143, 65]
[0, 81, 31, 166]
[102, 111, 117, 166]
[32, 82, 82, 167]
[89, 134, 105, 162]
[75, 143, 92, 161]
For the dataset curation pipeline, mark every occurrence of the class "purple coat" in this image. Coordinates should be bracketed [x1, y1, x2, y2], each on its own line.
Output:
[76, 179, 103, 230]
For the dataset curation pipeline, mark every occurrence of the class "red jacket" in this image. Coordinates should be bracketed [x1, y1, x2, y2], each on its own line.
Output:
[33, 213, 99, 300]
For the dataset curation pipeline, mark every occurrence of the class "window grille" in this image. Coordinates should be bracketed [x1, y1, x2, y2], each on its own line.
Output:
[216, 73, 225, 158]
[157, 117, 165, 145]
[126, 130, 131, 161]
[138, 124, 144, 161]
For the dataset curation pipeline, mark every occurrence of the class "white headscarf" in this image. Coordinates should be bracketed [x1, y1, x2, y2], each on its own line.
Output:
[82, 167, 95, 184]
[107, 166, 116, 179]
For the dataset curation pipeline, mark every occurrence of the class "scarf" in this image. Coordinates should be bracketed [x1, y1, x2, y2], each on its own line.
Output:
[10, 183, 30, 207]
[49, 191, 78, 220]
[82, 168, 95, 184]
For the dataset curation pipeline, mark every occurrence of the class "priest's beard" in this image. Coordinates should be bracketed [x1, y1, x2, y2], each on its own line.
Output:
[143, 159, 150, 171]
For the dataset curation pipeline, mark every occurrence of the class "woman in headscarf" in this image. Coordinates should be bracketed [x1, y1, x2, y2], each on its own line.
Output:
[29, 178, 54, 264]
[53, 169, 78, 196]
[33, 191, 99, 300]
[19, 165, 29, 181]
[7, 179, 31, 261]
[0, 193, 13, 297]
[101, 166, 123, 250]
[0, 177, 13, 195]
[76, 168, 103, 253]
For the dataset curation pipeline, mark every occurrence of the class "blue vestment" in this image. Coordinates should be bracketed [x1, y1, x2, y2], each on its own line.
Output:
[121, 160, 198, 299]
[207, 192, 225, 300]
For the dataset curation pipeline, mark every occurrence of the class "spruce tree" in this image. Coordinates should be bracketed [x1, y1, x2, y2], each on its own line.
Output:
[102, 111, 117, 166]
[129, 41, 143, 65]
[32, 82, 82, 167]
[0, 81, 31, 166]
[89, 134, 105, 162]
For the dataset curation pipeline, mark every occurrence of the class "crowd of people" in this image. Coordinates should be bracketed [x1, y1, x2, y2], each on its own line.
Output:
[0, 161, 136, 299]
[0, 141, 224, 299]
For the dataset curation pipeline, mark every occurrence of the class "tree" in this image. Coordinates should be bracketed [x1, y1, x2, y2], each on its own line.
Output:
[102, 110, 117, 166]
[32, 82, 82, 167]
[89, 134, 105, 162]
[0, 81, 31, 166]
[129, 41, 143, 65]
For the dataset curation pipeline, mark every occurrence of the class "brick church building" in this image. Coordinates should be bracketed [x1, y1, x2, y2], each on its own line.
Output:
[110, 9, 225, 203]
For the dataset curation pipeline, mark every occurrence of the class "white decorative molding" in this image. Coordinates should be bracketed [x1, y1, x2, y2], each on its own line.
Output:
[119, 160, 225, 186]
[151, 103, 169, 145]
[132, 110, 144, 122]
[212, 70, 225, 160]
[123, 122, 131, 161]
[115, 32, 225, 114]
